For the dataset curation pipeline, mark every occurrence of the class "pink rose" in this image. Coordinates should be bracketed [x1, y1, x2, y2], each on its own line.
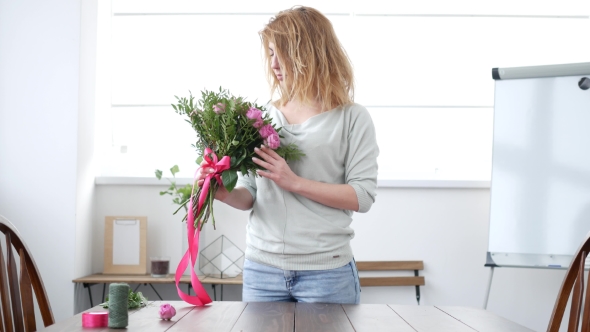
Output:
[259, 124, 276, 139]
[246, 107, 261, 119]
[246, 107, 263, 128]
[213, 103, 226, 114]
[159, 303, 176, 321]
[264, 133, 281, 149]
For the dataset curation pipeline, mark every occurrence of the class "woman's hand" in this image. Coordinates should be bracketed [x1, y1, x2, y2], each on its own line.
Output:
[252, 145, 301, 192]
[197, 161, 230, 201]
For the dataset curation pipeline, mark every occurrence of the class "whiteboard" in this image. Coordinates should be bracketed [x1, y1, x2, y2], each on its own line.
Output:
[487, 63, 590, 268]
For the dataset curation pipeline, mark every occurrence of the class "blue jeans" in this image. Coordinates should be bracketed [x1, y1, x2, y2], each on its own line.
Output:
[242, 259, 360, 304]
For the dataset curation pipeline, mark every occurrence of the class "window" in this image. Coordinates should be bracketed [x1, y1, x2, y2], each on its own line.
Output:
[96, 0, 590, 183]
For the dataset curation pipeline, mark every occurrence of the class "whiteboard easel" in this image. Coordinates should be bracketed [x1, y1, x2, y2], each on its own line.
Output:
[485, 62, 590, 309]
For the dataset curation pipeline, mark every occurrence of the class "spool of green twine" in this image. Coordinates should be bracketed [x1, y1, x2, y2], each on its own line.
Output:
[108, 283, 129, 329]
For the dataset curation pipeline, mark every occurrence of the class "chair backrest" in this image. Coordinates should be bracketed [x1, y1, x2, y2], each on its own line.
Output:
[547, 232, 590, 332]
[0, 215, 54, 331]
[355, 260, 425, 305]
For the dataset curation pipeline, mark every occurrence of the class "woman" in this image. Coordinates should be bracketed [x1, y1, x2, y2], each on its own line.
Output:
[198, 6, 378, 304]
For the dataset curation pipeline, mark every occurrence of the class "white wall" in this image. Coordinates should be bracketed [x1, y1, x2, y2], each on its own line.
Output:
[74, 0, 98, 314]
[90, 185, 568, 332]
[0, 0, 96, 326]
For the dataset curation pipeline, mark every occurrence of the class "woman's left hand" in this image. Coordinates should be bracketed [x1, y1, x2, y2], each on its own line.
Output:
[252, 145, 300, 192]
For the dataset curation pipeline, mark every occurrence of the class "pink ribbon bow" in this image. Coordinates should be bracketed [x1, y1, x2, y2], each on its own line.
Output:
[195, 148, 231, 221]
[175, 148, 230, 306]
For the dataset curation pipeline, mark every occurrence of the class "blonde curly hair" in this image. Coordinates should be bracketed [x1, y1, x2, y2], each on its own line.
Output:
[260, 6, 354, 111]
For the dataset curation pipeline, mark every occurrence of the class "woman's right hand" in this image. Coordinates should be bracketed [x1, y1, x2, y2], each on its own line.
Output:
[197, 161, 229, 201]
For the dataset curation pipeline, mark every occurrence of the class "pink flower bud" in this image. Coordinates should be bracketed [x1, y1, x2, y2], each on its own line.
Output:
[213, 103, 226, 114]
[264, 133, 281, 149]
[159, 303, 176, 321]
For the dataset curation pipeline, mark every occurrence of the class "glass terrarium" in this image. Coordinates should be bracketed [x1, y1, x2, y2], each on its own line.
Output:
[199, 235, 244, 278]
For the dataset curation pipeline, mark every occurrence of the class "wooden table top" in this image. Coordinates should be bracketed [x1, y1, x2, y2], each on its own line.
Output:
[44, 301, 534, 332]
[72, 273, 243, 285]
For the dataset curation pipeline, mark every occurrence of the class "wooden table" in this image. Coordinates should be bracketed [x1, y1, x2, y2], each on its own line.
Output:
[73, 274, 243, 307]
[45, 301, 534, 331]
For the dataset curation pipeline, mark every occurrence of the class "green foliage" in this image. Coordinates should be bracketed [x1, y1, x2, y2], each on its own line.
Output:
[101, 289, 148, 310]
[167, 88, 304, 230]
[155, 165, 193, 219]
[172, 88, 303, 171]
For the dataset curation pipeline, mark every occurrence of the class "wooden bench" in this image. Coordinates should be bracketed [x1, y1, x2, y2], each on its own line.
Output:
[356, 260, 425, 305]
[75, 261, 425, 308]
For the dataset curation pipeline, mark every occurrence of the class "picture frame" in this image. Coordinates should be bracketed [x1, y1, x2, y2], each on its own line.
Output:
[103, 216, 147, 274]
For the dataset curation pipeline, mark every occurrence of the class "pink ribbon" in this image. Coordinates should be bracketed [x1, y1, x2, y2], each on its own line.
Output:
[175, 148, 230, 306]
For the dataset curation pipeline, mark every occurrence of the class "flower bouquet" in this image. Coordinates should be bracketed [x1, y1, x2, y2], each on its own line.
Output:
[171, 87, 303, 230]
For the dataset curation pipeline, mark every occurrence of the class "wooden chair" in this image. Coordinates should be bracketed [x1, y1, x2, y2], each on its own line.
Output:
[0, 215, 54, 331]
[356, 260, 425, 305]
[547, 232, 590, 332]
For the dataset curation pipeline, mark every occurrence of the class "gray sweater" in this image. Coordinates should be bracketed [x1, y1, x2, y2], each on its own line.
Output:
[236, 103, 379, 270]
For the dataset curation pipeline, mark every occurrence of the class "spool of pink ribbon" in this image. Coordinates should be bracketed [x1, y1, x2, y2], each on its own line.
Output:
[82, 312, 108, 327]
